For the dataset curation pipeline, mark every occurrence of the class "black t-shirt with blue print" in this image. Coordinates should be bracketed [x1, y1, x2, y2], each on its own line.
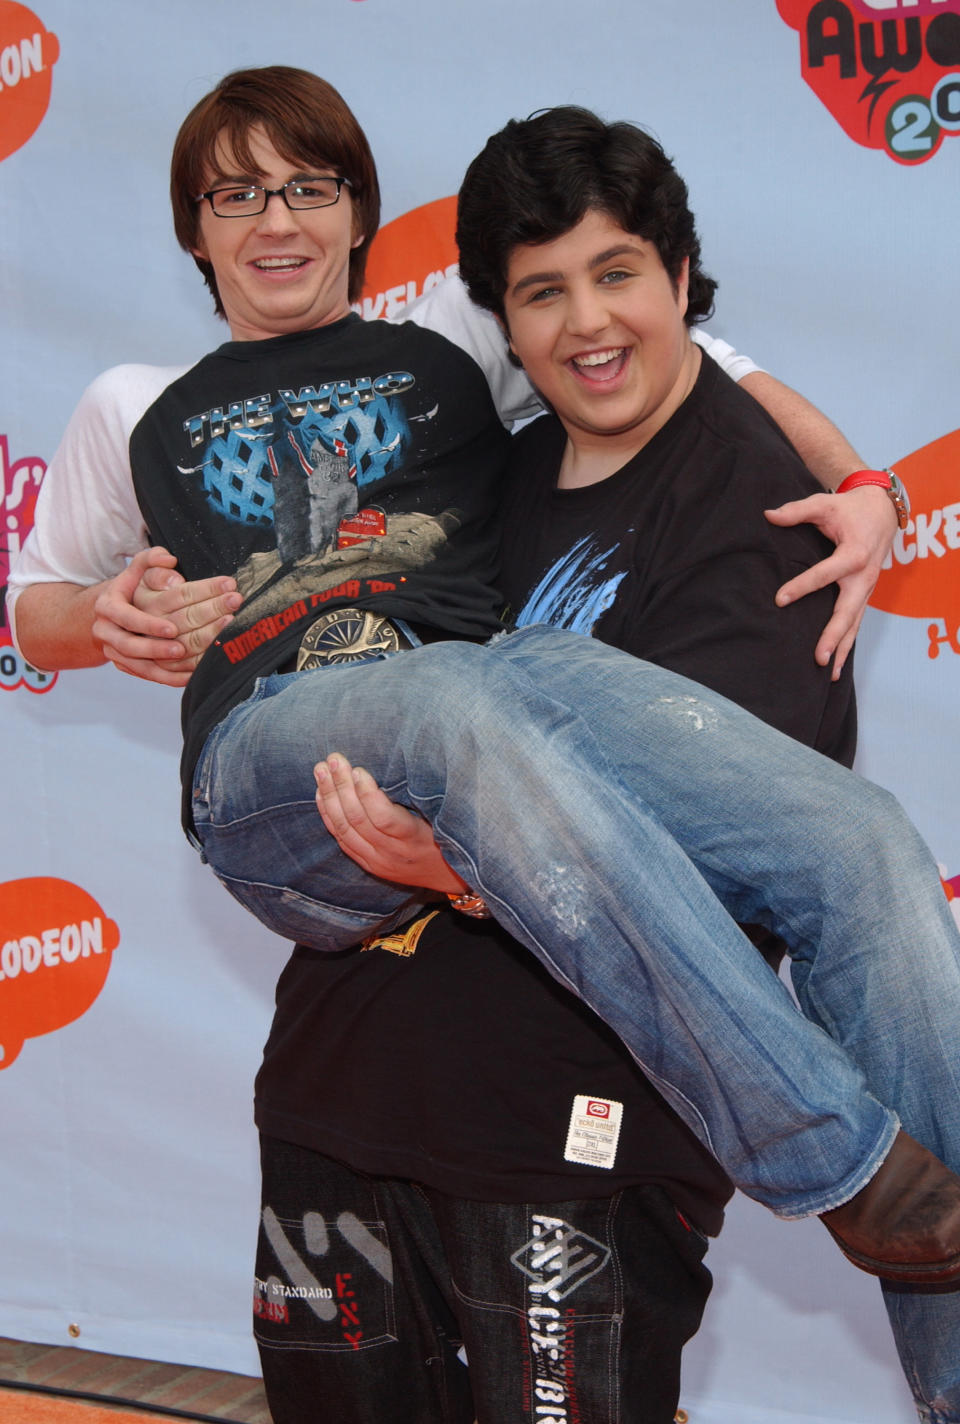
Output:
[498, 354, 856, 765]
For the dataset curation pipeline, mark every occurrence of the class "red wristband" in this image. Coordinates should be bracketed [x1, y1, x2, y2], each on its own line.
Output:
[836, 471, 889, 494]
[835, 469, 910, 529]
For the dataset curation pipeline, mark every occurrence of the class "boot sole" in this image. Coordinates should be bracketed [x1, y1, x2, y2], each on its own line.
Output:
[825, 1223, 960, 1284]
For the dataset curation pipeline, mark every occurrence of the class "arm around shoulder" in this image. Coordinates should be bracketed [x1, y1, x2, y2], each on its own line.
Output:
[738, 370, 863, 490]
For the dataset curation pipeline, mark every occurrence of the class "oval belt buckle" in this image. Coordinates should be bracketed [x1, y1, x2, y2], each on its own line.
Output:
[296, 607, 402, 670]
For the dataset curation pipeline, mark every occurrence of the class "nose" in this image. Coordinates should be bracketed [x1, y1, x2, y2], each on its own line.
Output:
[565, 282, 610, 339]
[255, 191, 299, 237]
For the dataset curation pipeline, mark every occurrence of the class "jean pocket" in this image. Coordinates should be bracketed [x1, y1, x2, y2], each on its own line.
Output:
[254, 1207, 397, 1353]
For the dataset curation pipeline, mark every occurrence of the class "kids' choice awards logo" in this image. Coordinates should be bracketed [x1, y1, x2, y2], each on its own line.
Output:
[0, 2, 59, 162]
[0, 433, 54, 692]
[869, 427, 960, 657]
[777, 0, 960, 163]
[0, 877, 120, 1068]
[354, 195, 458, 322]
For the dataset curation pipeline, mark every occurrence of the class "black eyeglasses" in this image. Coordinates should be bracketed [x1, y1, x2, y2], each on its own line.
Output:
[196, 176, 351, 218]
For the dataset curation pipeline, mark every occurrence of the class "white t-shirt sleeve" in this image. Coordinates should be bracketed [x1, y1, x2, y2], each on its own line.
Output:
[692, 328, 762, 382]
[7, 363, 186, 647]
[397, 274, 542, 426]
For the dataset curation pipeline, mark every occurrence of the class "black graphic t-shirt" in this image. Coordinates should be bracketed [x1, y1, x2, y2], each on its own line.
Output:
[127, 315, 510, 825]
[499, 353, 856, 763]
[258, 355, 857, 1228]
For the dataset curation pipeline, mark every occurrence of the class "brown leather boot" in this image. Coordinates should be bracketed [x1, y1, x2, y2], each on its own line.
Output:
[821, 1130, 960, 1284]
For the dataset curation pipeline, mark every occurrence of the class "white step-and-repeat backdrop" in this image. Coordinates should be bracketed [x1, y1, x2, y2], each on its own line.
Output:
[2, 3, 958, 1421]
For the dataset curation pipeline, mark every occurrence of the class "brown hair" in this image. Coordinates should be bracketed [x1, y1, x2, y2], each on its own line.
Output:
[170, 66, 380, 314]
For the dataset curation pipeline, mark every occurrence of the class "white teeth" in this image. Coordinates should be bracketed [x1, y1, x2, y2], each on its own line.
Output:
[573, 348, 624, 368]
[254, 257, 306, 269]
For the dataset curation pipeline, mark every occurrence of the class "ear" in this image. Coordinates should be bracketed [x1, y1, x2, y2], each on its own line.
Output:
[675, 256, 690, 319]
[494, 312, 517, 358]
[350, 200, 365, 252]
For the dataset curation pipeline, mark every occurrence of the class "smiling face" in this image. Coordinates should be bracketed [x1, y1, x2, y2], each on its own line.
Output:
[502, 209, 700, 481]
[191, 125, 363, 342]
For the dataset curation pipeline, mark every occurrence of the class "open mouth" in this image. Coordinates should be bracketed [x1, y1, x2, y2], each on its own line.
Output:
[252, 256, 309, 271]
[570, 347, 628, 382]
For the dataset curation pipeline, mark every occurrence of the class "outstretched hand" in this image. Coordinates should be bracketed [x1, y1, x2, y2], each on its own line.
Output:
[765, 483, 896, 679]
[92, 547, 241, 686]
[315, 754, 467, 893]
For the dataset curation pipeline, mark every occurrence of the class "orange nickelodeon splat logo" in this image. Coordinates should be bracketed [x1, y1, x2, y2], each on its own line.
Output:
[869, 427, 960, 656]
[0, 877, 120, 1068]
[354, 195, 458, 322]
[777, 0, 960, 163]
[0, 2, 59, 163]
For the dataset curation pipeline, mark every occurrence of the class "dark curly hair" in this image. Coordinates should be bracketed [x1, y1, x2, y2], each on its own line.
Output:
[457, 106, 716, 328]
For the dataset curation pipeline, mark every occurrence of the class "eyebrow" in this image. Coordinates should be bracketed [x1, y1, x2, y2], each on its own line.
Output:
[206, 171, 264, 186]
[509, 242, 647, 296]
[206, 165, 334, 186]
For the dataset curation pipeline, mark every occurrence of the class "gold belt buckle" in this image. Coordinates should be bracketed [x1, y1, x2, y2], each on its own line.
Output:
[296, 607, 403, 671]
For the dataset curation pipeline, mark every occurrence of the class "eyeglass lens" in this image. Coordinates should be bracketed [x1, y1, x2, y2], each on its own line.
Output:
[208, 177, 343, 215]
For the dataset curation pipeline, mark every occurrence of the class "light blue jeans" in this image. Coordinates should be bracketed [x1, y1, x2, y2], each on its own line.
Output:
[191, 625, 960, 1419]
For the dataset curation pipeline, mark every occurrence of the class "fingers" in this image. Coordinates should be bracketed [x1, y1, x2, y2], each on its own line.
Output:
[95, 562, 181, 642]
[133, 571, 241, 624]
[97, 558, 240, 676]
[138, 562, 186, 595]
[135, 545, 179, 573]
[315, 754, 366, 835]
[315, 755, 410, 843]
[164, 611, 235, 661]
[314, 755, 384, 876]
[314, 755, 463, 891]
[92, 606, 185, 658]
[812, 584, 869, 677]
[827, 615, 863, 681]
[775, 553, 844, 609]
[775, 555, 873, 674]
[764, 492, 833, 529]
[132, 570, 241, 667]
[773, 539, 877, 607]
[107, 653, 195, 687]
[179, 584, 243, 634]
[96, 625, 192, 669]
[768, 485, 894, 674]
[350, 764, 422, 837]
[87, 550, 237, 683]
[767, 484, 895, 552]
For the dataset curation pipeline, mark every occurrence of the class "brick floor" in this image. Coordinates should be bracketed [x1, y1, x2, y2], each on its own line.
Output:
[0, 1339, 270, 1423]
